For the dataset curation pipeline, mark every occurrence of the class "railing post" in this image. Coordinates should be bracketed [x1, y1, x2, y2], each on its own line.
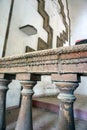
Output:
[55, 81, 79, 130]
[15, 80, 36, 130]
[0, 79, 10, 130]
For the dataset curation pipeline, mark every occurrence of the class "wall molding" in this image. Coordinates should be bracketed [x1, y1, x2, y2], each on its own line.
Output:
[2, 0, 14, 57]
[56, 0, 70, 47]
[37, 37, 48, 50]
[25, 46, 35, 53]
[37, 0, 53, 50]
[66, 0, 71, 44]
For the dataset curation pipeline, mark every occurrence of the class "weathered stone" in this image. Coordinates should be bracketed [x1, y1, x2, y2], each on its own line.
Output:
[15, 81, 36, 130]
[16, 73, 41, 81]
[0, 44, 87, 74]
[55, 81, 79, 130]
[51, 74, 80, 82]
[0, 79, 10, 130]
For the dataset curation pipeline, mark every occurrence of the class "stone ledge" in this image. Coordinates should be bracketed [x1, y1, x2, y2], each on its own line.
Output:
[33, 94, 87, 121]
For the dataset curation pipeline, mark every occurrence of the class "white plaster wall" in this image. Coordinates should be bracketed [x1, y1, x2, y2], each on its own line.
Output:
[33, 75, 59, 97]
[6, 80, 21, 108]
[68, 0, 87, 95]
[5, 0, 47, 56]
[68, 0, 87, 45]
[0, 0, 11, 57]
[5, 0, 69, 56]
[45, 0, 66, 48]
[75, 77, 87, 96]
[28, 0, 38, 10]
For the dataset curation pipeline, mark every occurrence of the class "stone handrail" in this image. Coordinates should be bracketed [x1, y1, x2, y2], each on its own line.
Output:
[0, 44, 87, 74]
[0, 44, 87, 130]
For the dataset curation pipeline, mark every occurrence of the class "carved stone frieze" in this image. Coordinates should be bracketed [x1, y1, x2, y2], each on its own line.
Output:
[0, 44, 87, 74]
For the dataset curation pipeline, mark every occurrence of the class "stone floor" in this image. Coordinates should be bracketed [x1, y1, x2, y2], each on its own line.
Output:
[6, 94, 87, 130]
[33, 108, 87, 130]
[33, 94, 87, 111]
[33, 94, 87, 120]
[6, 107, 87, 130]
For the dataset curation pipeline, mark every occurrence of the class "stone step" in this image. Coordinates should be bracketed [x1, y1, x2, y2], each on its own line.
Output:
[6, 108, 87, 130]
[33, 95, 87, 121]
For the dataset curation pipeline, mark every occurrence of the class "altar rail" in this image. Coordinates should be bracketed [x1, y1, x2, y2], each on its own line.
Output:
[0, 44, 87, 130]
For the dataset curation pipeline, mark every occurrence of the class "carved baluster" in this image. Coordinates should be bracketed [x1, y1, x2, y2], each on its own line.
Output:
[15, 81, 36, 130]
[55, 81, 79, 130]
[0, 79, 10, 130]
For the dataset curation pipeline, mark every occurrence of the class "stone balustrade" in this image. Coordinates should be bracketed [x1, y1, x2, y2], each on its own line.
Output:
[0, 44, 87, 130]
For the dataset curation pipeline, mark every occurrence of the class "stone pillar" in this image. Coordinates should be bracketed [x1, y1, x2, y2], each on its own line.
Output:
[15, 81, 36, 130]
[55, 82, 79, 130]
[0, 79, 10, 130]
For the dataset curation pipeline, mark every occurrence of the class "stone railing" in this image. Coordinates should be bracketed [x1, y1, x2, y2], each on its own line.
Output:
[0, 44, 87, 130]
